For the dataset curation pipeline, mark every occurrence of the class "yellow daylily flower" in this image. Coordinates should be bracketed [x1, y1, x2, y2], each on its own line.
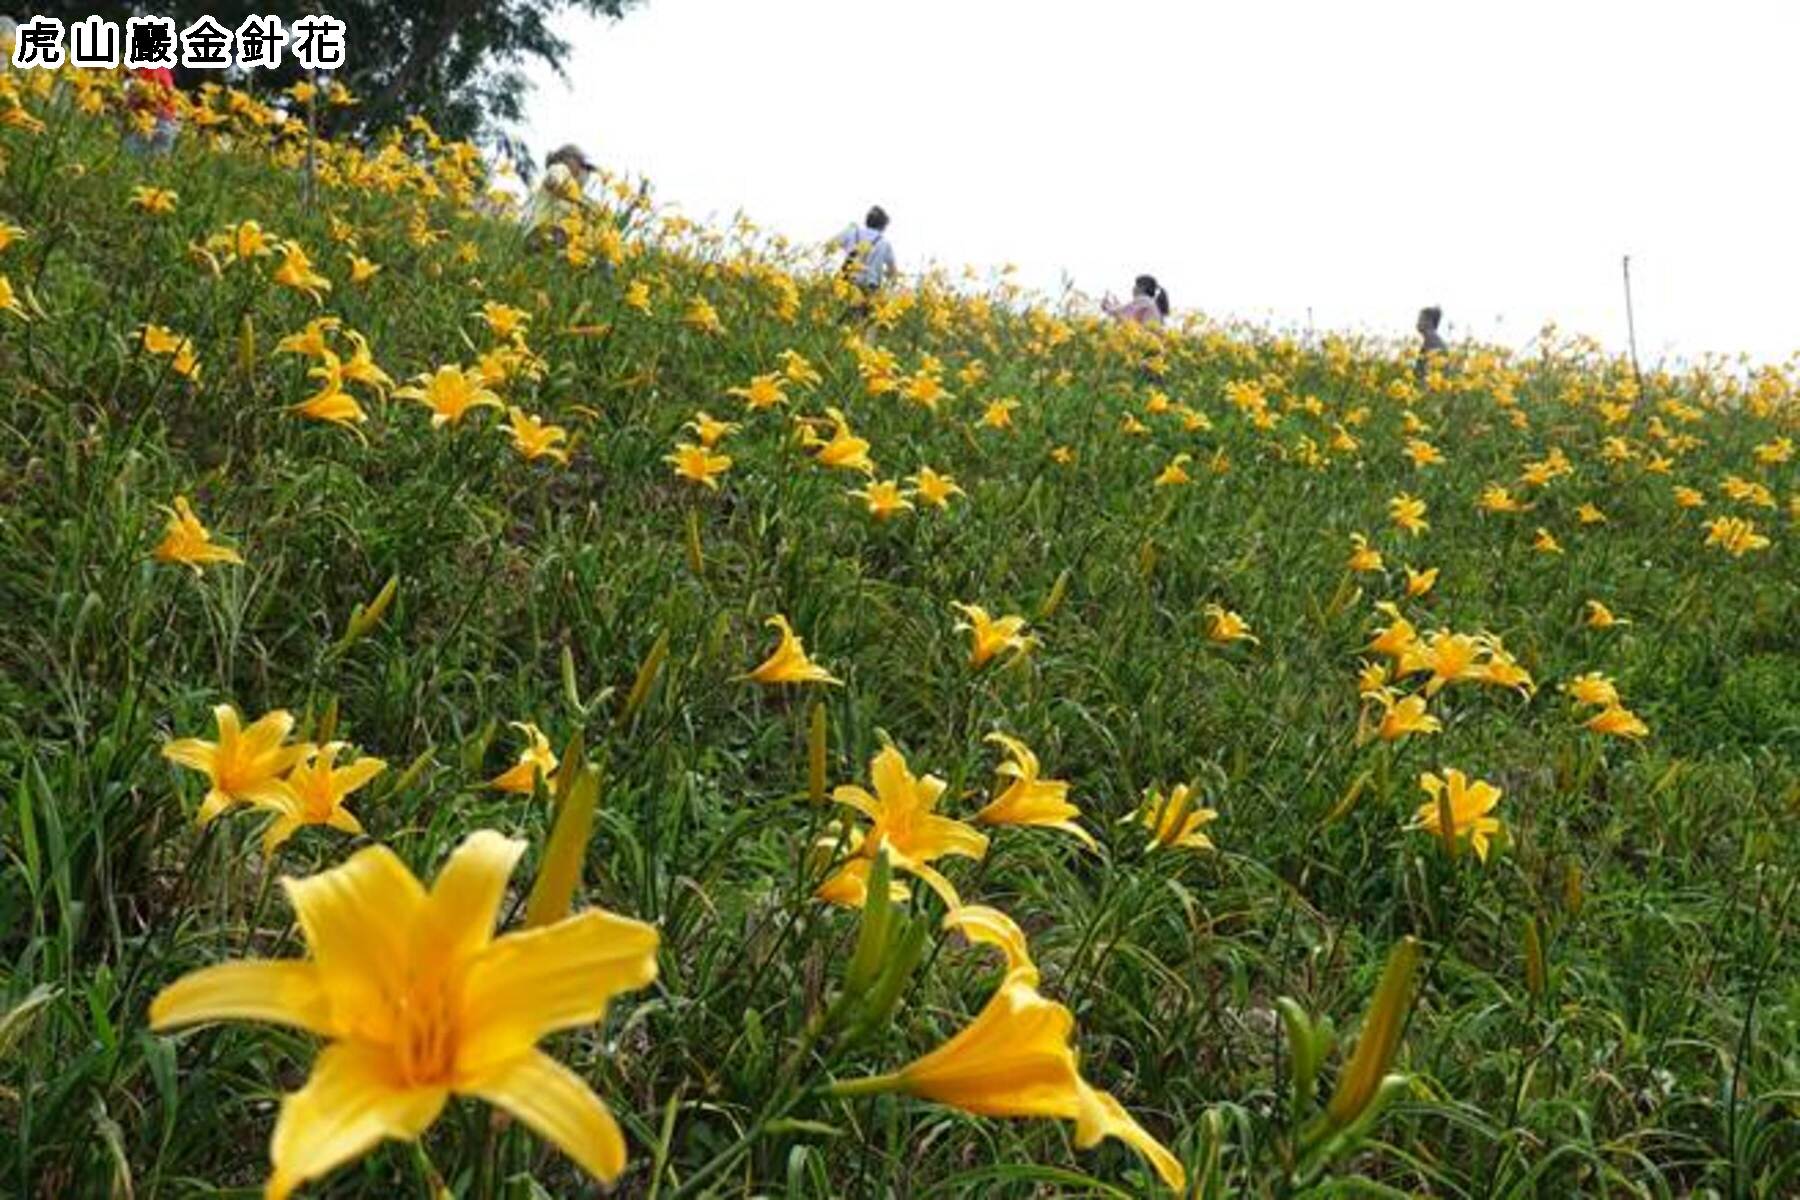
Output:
[684, 411, 740, 448]
[505, 409, 571, 465]
[1403, 438, 1444, 469]
[1576, 503, 1607, 525]
[489, 722, 557, 794]
[1672, 485, 1706, 509]
[272, 240, 332, 302]
[0, 274, 27, 320]
[807, 407, 875, 474]
[225, 219, 275, 261]
[395, 365, 503, 427]
[1365, 602, 1419, 662]
[347, 254, 382, 284]
[152, 496, 245, 570]
[294, 378, 367, 428]
[666, 442, 731, 488]
[741, 615, 840, 686]
[1365, 688, 1442, 743]
[902, 371, 953, 411]
[170, 341, 203, 380]
[951, 602, 1037, 669]
[1562, 672, 1620, 708]
[980, 398, 1021, 430]
[1754, 436, 1794, 466]
[162, 703, 312, 825]
[1131, 783, 1217, 851]
[1477, 640, 1536, 697]
[820, 744, 988, 908]
[1587, 704, 1649, 739]
[1532, 527, 1564, 555]
[1347, 533, 1385, 573]
[339, 331, 394, 395]
[476, 300, 530, 338]
[778, 349, 822, 389]
[972, 733, 1096, 850]
[684, 295, 724, 334]
[1478, 484, 1530, 514]
[261, 742, 386, 854]
[1389, 492, 1429, 536]
[907, 466, 965, 509]
[1403, 565, 1439, 598]
[1703, 516, 1771, 556]
[275, 316, 343, 360]
[1397, 630, 1485, 695]
[137, 323, 188, 355]
[1584, 600, 1629, 629]
[728, 372, 787, 411]
[614, 278, 651, 313]
[1154, 453, 1193, 487]
[130, 185, 178, 214]
[851, 913, 1185, 1192]
[848, 478, 913, 520]
[148, 831, 659, 1199]
[1203, 604, 1259, 646]
[1411, 768, 1504, 862]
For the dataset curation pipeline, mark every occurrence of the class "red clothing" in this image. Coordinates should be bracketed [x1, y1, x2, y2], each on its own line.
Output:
[130, 68, 178, 120]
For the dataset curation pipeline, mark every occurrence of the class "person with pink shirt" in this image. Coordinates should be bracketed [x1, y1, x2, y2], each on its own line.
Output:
[1103, 274, 1170, 325]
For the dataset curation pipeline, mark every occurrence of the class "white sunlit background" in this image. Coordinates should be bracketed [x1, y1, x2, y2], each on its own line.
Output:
[522, 0, 1800, 366]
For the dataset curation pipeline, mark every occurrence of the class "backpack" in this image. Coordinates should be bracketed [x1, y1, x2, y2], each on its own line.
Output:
[840, 227, 882, 286]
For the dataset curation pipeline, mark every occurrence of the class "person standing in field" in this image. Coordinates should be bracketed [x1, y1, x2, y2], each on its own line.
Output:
[832, 205, 896, 317]
[1415, 305, 1447, 383]
[125, 64, 180, 156]
[1103, 274, 1170, 326]
[525, 142, 597, 251]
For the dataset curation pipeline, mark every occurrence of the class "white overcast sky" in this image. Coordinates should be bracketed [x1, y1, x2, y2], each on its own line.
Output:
[521, 1, 1800, 366]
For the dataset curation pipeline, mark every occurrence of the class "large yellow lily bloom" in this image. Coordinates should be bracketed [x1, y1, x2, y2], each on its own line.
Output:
[150, 831, 659, 1199]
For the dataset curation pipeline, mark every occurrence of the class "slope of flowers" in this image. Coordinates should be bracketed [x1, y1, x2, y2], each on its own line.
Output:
[2, 65, 1798, 1198]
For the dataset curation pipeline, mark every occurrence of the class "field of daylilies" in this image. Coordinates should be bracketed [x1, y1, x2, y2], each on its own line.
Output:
[3, 64, 1799, 1200]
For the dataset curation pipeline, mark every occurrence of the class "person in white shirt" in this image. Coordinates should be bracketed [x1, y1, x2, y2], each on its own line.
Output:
[831, 205, 896, 314]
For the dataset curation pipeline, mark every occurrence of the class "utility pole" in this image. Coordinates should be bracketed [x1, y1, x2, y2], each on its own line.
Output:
[1622, 254, 1644, 396]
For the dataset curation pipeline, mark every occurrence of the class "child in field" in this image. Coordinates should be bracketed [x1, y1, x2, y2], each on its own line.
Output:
[125, 65, 180, 156]
[1103, 275, 1170, 326]
[832, 205, 896, 317]
[525, 143, 597, 251]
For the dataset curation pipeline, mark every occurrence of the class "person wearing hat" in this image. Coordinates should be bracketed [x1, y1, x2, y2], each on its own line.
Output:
[525, 142, 597, 251]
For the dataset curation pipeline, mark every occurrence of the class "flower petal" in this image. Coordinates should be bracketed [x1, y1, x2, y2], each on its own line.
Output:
[830, 784, 882, 822]
[239, 709, 297, 757]
[161, 738, 217, 773]
[420, 829, 526, 964]
[457, 908, 659, 1075]
[1075, 1082, 1187, 1192]
[149, 960, 331, 1034]
[465, 1048, 627, 1184]
[262, 815, 303, 856]
[266, 1041, 448, 1200]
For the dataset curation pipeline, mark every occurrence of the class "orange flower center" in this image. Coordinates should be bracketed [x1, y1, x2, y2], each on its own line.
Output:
[394, 980, 458, 1086]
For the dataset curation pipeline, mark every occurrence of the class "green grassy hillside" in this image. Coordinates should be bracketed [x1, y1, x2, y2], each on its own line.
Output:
[2, 66, 1798, 1198]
